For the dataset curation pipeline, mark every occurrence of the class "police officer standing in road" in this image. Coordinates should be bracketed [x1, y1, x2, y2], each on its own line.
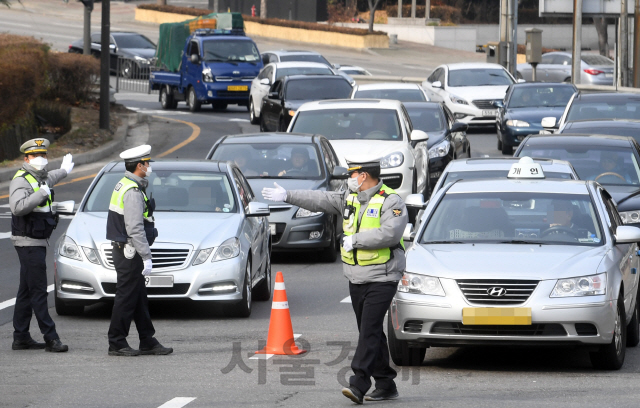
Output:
[10, 139, 74, 352]
[263, 160, 408, 403]
[106, 145, 172, 357]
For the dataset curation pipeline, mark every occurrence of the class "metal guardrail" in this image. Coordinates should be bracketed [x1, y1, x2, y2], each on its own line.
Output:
[115, 57, 157, 94]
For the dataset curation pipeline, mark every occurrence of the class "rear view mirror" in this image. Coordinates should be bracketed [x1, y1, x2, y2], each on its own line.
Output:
[332, 166, 349, 179]
[449, 122, 468, 133]
[432, 81, 443, 89]
[410, 130, 429, 142]
[109, 43, 116, 51]
[405, 194, 426, 209]
[517, 79, 526, 83]
[190, 54, 200, 64]
[247, 202, 270, 217]
[268, 91, 279, 99]
[54, 200, 76, 216]
[541, 117, 557, 129]
[259, 78, 270, 86]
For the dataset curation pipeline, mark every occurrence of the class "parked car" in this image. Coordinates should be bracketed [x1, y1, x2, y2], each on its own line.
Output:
[495, 82, 577, 154]
[351, 83, 429, 102]
[421, 63, 516, 126]
[337, 65, 372, 76]
[69, 31, 156, 78]
[287, 99, 430, 199]
[207, 133, 346, 261]
[54, 160, 271, 318]
[259, 75, 353, 132]
[249, 62, 337, 124]
[517, 52, 614, 85]
[403, 102, 469, 192]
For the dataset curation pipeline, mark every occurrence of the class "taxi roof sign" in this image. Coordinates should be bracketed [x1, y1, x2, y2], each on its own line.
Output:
[508, 157, 545, 179]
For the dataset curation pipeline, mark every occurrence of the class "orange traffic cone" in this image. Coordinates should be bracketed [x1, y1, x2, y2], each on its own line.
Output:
[255, 271, 306, 355]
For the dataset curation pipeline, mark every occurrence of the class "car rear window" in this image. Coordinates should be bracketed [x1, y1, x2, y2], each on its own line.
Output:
[291, 108, 403, 141]
[280, 54, 330, 65]
[275, 67, 333, 80]
[581, 55, 614, 66]
[354, 89, 426, 102]
[566, 98, 640, 122]
[285, 78, 352, 100]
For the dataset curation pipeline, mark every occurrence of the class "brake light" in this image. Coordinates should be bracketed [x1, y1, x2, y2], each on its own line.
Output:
[584, 69, 604, 75]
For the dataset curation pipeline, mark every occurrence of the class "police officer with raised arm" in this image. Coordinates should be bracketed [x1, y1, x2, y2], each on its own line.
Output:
[10, 138, 73, 352]
[106, 145, 172, 357]
[262, 160, 408, 403]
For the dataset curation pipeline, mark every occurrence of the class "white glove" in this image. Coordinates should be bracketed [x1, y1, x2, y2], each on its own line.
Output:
[60, 154, 74, 175]
[39, 183, 51, 196]
[342, 235, 353, 252]
[142, 259, 153, 276]
[262, 182, 287, 202]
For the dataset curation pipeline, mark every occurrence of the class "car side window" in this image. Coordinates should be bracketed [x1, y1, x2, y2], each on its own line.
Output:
[436, 68, 446, 84]
[400, 106, 413, 134]
[91, 33, 101, 44]
[258, 67, 267, 80]
[553, 55, 571, 65]
[541, 54, 554, 64]
[320, 140, 335, 173]
[233, 169, 250, 210]
[265, 66, 274, 82]
[270, 80, 282, 95]
[427, 68, 439, 83]
[442, 105, 454, 127]
[600, 190, 620, 233]
[188, 41, 200, 57]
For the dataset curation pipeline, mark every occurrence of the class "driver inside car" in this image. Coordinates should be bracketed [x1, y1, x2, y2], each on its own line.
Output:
[546, 200, 594, 240]
[278, 147, 310, 177]
[591, 151, 632, 183]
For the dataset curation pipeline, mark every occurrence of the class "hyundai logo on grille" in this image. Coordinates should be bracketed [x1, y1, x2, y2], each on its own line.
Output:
[487, 287, 507, 297]
[233, 70, 240, 75]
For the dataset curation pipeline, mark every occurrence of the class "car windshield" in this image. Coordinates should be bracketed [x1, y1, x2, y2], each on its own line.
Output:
[565, 98, 640, 121]
[280, 54, 330, 65]
[448, 68, 514, 87]
[509, 86, 575, 108]
[203, 40, 260, 63]
[275, 67, 333, 80]
[420, 192, 603, 246]
[442, 169, 574, 185]
[354, 89, 426, 102]
[518, 145, 640, 186]
[582, 55, 614, 66]
[113, 34, 156, 49]
[285, 79, 352, 100]
[84, 171, 237, 213]
[406, 107, 446, 131]
[291, 108, 403, 141]
[210, 143, 324, 179]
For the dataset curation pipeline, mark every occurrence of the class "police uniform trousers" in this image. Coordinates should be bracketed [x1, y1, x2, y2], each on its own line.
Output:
[107, 243, 159, 350]
[348, 280, 398, 394]
[13, 246, 59, 342]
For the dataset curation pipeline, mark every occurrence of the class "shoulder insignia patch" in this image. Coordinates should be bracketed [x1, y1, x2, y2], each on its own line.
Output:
[392, 209, 402, 217]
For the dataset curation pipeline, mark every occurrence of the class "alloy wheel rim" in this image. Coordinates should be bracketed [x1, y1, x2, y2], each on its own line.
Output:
[614, 304, 622, 355]
[250, 100, 255, 121]
[161, 90, 167, 105]
[189, 90, 194, 106]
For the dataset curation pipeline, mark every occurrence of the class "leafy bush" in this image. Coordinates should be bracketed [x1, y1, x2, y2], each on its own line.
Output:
[44, 53, 99, 104]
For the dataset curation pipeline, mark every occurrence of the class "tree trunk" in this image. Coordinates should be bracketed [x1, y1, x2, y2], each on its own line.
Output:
[157, 0, 166, 5]
[260, 0, 267, 18]
[593, 16, 609, 57]
[368, 0, 381, 33]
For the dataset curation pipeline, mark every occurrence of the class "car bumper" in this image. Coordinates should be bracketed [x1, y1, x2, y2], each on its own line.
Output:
[501, 124, 544, 147]
[583, 74, 614, 86]
[379, 166, 414, 199]
[270, 213, 333, 251]
[448, 103, 497, 126]
[428, 153, 454, 187]
[196, 81, 252, 104]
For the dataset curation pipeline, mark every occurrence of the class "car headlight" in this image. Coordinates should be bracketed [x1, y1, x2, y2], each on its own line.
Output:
[59, 236, 82, 261]
[295, 208, 323, 218]
[449, 94, 468, 105]
[550, 273, 606, 297]
[397, 273, 445, 296]
[133, 56, 150, 64]
[428, 140, 450, 159]
[380, 152, 404, 169]
[619, 211, 640, 224]
[81, 247, 100, 265]
[193, 247, 214, 265]
[212, 238, 240, 262]
[202, 67, 214, 83]
[506, 120, 530, 127]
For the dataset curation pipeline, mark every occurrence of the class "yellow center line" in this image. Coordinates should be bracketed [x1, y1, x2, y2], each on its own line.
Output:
[0, 116, 200, 200]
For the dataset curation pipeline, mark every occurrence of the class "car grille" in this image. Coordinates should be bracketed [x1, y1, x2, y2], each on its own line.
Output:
[101, 283, 190, 296]
[214, 76, 254, 82]
[456, 279, 538, 305]
[102, 244, 192, 270]
[404, 320, 423, 333]
[431, 322, 567, 336]
[472, 99, 500, 109]
[380, 174, 403, 189]
[217, 91, 250, 98]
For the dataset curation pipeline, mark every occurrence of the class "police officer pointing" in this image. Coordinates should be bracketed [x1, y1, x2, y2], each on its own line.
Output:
[10, 139, 73, 352]
[263, 160, 408, 403]
[106, 145, 172, 357]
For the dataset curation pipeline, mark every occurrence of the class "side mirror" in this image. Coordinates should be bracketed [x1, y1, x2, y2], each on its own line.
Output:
[268, 91, 279, 99]
[190, 54, 200, 64]
[109, 43, 116, 52]
[541, 116, 557, 129]
[405, 194, 426, 209]
[403, 223, 415, 242]
[410, 129, 429, 142]
[259, 78, 270, 86]
[54, 200, 76, 216]
[615, 226, 640, 244]
[432, 81, 443, 89]
[517, 78, 526, 83]
[332, 166, 349, 179]
[492, 100, 504, 108]
[449, 122, 468, 133]
[332, 63, 341, 69]
[247, 201, 270, 217]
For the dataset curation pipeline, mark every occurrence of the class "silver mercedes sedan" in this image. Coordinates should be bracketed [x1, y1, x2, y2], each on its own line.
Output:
[54, 160, 272, 318]
[392, 175, 640, 370]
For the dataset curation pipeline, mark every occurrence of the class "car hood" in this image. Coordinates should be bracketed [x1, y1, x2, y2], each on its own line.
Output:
[406, 243, 608, 280]
[328, 139, 409, 166]
[121, 48, 156, 59]
[66, 211, 242, 250]
[505, 107, 565, 125]
[447, 85, 509, 101]
[601, 184, 640, 211]
[426, 131, 447, 149]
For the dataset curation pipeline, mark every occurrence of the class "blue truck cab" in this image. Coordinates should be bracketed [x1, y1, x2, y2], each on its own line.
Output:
[150, 29, 263, 111]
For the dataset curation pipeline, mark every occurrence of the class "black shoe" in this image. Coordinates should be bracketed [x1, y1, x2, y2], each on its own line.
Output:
[365, 388, 399, 401]
[108, 346, 140, 356]
[12, 338, 46, 350]
[139, 343, 173, 355]
[45, 339, 69, 353]
[342, 386, 364, 405]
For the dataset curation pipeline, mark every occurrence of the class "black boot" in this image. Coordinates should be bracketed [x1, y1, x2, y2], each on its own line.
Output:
[341, 386, 364, 404]
[12, 338, 46, 350]
[365, 388, 399, 401]
[45, 339, 69, 353]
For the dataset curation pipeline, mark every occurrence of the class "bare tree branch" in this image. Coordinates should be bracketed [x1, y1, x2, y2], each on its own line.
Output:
[367, 0, 382, 33]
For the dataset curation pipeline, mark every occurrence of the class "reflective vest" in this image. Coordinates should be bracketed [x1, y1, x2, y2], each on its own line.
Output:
[11, 169, 57, 239]
[106, 177, 156, 244]
[341, 184, 405, 266]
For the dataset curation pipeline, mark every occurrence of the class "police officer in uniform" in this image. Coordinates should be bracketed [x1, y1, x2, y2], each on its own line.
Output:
[263, 160, 408, 403]
[106, 145, 172, 357]
[10, 138, 74, 352]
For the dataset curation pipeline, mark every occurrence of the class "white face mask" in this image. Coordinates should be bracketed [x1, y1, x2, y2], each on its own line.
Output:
[29, 156, 48, 171]
[141, 164, 152, 177]
[347, 175, 364, 193]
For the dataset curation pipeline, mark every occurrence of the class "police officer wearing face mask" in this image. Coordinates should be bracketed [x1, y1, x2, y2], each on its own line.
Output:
[262, 159, 408, 404]
[10, 138, 74, 352]
[105, 145, 172, 357]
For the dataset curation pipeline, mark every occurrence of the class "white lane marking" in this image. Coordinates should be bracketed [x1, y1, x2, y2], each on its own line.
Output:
[0, 204, 11, 208]
[229, 118, 250, 122]
[341, 296, 352, 303]
[249, 353, 274, 360]
[0, 232, 11, 239]
[157, 398, 196, 408]
[294, 333, 302, 339]
[0, 22, 31, 27]
[483, 155, 490, 157]
[0, 285, 54, 311]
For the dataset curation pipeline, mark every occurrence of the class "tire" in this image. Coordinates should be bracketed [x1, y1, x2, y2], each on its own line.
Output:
[187, 87, 201, 112]
[249, 98, 260, 124]
[160, 87, 176, 110]
[120, 60, 134, 79]
[212, 102, 228, 110]
[627, 290, 640, 347]
[54, 290, 84, 316]
[387, 312, 426, 366]
[501, 134, 513, 155]
[319, 228, 338, 263]
[497, 132, 503, 151]
[259, 113, 268, 132]
[253, 251, 272, 301]
[590, 296, 626, 370]
[223, 259, 252, 318]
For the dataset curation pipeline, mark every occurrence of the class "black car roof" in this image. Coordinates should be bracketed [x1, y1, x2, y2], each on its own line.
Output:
[219, 132, 320, 144]
[106, 159, 229, 173]
[524, 134, 634, 147]
[282, 75, 348, 83]
[574, 92, 640, 102]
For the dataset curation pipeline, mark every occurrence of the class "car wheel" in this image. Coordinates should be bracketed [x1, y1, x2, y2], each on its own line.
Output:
[54, 290, 84, 316]
[120, 60, 134, 79]
[627, 289, 640, 347]
[259, 113, 268, 132]
[224, 259, 252, 318]
[160, 86, 176, 110]
[590, 295, 626, 370]
[212, 102, 228, 110]
[253, 251, 272, 301]
[387, 311, 426, 366]
[187, 87, 201, 112]
[249, 99, 260, 125]
[319, 228, 338, 263]
[501, 134, 513, 155]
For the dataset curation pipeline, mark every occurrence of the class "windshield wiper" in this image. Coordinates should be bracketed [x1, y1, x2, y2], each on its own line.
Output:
[500, 240, 549, 245]
[422, 240, 465, 244]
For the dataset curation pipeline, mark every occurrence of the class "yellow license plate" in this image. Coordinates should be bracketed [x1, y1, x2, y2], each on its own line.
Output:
[227, 85, 248, 91]
[462, 307, 531, 325]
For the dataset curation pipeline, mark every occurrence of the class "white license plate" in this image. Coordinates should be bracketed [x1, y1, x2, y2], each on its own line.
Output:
[145, 275, 173, 288]
[270, 224, 276, 235]
[605, 73, 613, 78]
[482, 110, 497, 117]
